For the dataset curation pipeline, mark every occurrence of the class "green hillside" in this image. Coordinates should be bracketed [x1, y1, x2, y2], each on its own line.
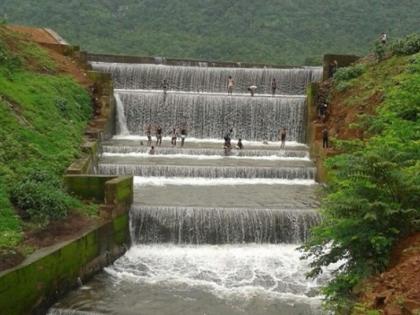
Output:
[0, 26, 92, 250]
[303, 36, 420, 312]
[1, 0, 419, 65]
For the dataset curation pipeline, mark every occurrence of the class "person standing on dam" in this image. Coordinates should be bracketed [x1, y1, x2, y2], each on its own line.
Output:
[155, 125, 163, 146]
[271, 78, 277, 96]
[171, 128, 178, 146]
[180, 127, 187, 147]
[227, 76, 235, 95]
[279, 128, 287, 149]
[145, 124, 152, 146]
[161, 79, 169, 101]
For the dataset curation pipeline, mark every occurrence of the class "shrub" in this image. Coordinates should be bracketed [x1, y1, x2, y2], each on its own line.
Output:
[10, 170, 74, 224]
[333, 64, 366, 91]
[334, 64, 366, 82]
[391, 33, 420, 56]
[374, 41, 386, 61]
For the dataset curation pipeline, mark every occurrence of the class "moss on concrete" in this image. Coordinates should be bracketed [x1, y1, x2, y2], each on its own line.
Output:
[63, 175, 118, 202]
[105, 176, 133, 206]
[0, 212, 129, 315]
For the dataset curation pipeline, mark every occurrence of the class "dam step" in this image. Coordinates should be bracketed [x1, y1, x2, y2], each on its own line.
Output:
[101, 145, 309, 158]
[130, 205, 321, 244]
[98, 163, 316, 179]
[99, 155, 313, 168]
[102, 137, 309, 151]
[133, 179, 319, 209]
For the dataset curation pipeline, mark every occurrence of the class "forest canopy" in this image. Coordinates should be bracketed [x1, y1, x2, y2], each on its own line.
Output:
[1, 0, 420, 65]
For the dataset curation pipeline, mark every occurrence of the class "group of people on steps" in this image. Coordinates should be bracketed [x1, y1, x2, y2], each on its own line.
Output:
[155, 71, 331, 153]
[161, 77, 279, 97]
[228, 76, 278, 96]
[145, 124, 187, 155]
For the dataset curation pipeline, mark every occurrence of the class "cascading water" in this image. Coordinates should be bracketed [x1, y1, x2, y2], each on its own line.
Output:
[92, 62, 322, 95]
[119, 91, 307, 142]
[130, 206, 321, 244]
[114, 93, 129, 135]
[98, 163, 316, 179]
[101, 145, 309, 158]
[50, 60, 327, 315]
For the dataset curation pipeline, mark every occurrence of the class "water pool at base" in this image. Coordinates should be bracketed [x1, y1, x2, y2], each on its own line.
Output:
[50, 245, 329, 315]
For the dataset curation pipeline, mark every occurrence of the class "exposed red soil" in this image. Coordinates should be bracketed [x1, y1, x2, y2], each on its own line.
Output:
[359, 233, 420, 314]
[7, 25, 60, 44]
[23, 213, 97, 249]
[0, 213, 97, 273]
[7, 25, 92, 87]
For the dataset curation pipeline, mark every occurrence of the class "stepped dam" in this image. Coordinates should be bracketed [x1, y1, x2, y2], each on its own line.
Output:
[49, 61, 329, 314]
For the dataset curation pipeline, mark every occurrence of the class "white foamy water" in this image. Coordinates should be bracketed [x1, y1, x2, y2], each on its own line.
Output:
[112, 135, 306, 147]
[115, 88, 307, 99]
[134, 176, 316, 187]
[115, 94, 129, 135]
[105, 244, 327, 304]
[103, 152, 310, 161]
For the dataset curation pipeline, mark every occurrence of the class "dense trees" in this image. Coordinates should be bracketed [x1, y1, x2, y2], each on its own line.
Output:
[1, 0, 419, 64]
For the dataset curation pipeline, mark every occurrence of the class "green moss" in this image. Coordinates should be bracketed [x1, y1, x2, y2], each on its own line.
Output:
[0, 214, 128, 315]
[112, 213, 129, 245]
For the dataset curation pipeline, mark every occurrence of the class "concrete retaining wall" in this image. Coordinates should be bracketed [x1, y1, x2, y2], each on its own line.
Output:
[0, 175, 133, 315]
[306, 82, 328, 182]
[86, 52, 302, 69]
[0, 215, 129, 315]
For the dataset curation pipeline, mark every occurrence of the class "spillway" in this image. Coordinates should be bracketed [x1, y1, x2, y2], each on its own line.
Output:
[92, 62, 322, 95]
[50, 60, 326, 314]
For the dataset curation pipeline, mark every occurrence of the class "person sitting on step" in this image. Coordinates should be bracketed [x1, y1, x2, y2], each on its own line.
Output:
[236, 138, 243, 150]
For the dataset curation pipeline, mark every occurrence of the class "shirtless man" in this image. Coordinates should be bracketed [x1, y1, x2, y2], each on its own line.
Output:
[227, 76, 235, 95]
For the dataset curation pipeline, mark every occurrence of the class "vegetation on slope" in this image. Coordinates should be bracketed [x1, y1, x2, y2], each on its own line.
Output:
[0, 26, 92, 250]
[1, 0, 420, 65]
[303, 35, 420, 312]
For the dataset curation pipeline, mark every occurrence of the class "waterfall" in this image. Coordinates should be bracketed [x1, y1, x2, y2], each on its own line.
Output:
[115, 93, 129, 135]
[98, 164, 316, 179]
[49, 58, 327, 314]
[118, 91, 307, 142]
[130, 206, 321, 244]
[91, 62, 322, 95]
[101, 145, 309, 158]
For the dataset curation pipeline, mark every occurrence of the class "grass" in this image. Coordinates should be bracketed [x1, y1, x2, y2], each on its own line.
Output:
[0, 26, 93, 249]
